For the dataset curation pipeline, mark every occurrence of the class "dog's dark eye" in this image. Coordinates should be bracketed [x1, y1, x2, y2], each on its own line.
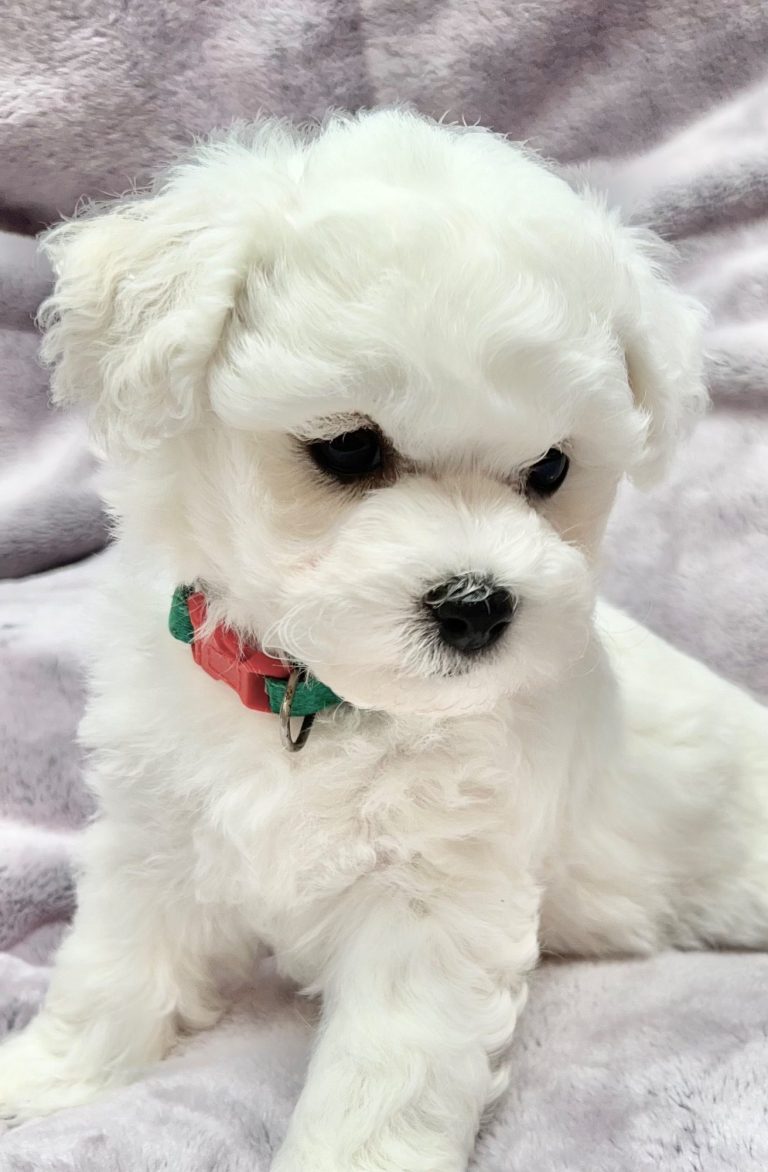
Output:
[526, 448, 570, 497]
[309, 428, 382, 480]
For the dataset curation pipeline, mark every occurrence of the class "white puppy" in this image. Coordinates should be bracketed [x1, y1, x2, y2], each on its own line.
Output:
[1, 109, 766, 1172]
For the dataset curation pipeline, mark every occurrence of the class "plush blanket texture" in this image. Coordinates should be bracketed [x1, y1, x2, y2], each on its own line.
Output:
[0, 3, 766, 1169]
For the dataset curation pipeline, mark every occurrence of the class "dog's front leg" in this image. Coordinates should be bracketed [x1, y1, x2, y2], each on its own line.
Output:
[272, 877, 538, 1172]
[0, 818, 222, 1124]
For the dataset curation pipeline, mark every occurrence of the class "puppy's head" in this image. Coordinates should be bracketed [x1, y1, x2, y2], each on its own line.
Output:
[41, 110, 706, 716]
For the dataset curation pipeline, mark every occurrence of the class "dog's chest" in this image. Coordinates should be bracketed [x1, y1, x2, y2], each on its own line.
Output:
[182, 710, 529, 947]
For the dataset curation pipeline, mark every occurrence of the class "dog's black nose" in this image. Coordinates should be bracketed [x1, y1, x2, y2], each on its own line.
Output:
[424, 576, 516, 654]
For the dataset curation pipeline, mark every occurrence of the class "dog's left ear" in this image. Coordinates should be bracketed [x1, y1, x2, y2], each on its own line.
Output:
[39, 134, 290, 457]
[613, 225, 709, 485]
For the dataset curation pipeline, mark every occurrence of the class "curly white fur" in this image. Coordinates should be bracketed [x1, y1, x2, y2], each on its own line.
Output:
[1, 110, 765, 1172]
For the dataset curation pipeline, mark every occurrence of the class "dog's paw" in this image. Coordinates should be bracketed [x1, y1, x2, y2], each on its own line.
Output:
[0, 1028, 109, 1126]
[270, 1142, 347, 1172]
[270, 1139, 464, 1172]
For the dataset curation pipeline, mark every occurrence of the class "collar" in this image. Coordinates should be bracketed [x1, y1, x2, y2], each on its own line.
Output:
[169, 586, 341, 750]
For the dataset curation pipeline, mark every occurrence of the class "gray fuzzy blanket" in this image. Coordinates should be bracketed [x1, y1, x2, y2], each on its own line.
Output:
[1, 3, 767, 1169]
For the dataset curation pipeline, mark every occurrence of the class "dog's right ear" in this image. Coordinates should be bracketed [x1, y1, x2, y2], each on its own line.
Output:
[39, 133, 293, 456]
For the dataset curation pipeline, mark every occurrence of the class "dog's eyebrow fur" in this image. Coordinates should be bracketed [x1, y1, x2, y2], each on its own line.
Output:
[294, 412, 373, 441]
